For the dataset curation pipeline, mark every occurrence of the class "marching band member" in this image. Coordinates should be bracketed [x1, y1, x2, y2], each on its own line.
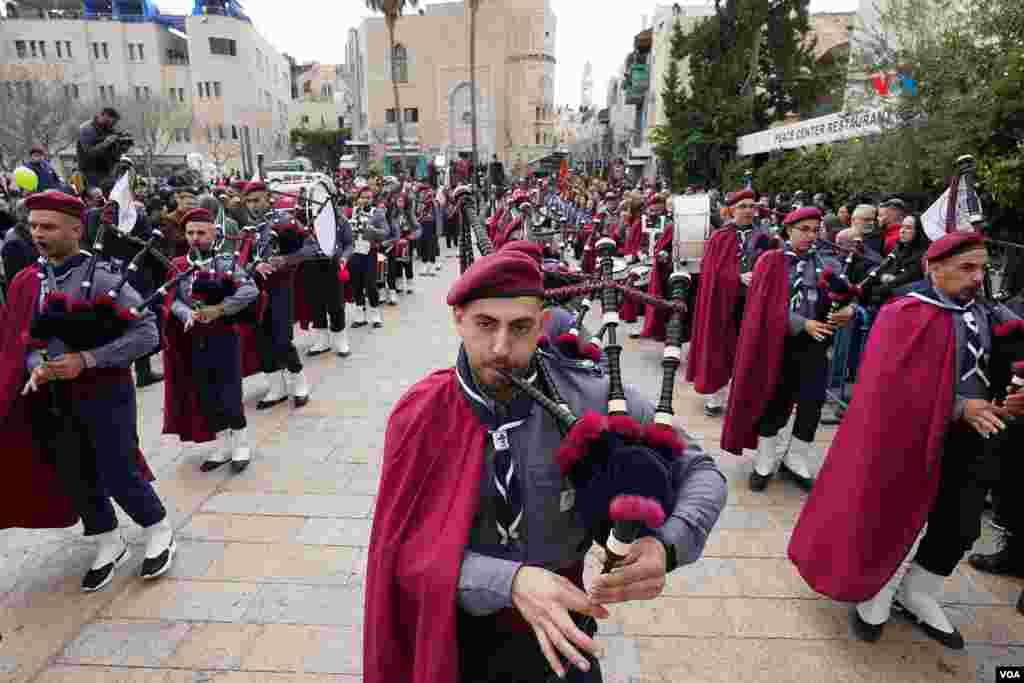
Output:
[686, 189, 771, 417]
[0, 191, 174, 591]
[416, 184, 442, 276]
[244, 181, 317, 410]
[306, 200, 354, 358]
[789, 232, 1024, 650]
[162, 208, 260, 472]
[388, 192, 422, 296]
[720, 207, 852, 491]
[364, 242, 726, 683]
[638, 195, 677, 342]
[349, 186, 390, 329]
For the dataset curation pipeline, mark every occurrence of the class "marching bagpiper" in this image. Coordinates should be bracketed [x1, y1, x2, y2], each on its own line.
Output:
[0, 190, 174, 591]
[161, 208, 261, 472]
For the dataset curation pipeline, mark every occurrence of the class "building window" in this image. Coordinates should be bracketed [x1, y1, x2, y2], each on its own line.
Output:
[15, 40, 26, 59]
[29, 40, 37, 58]
[209, 37, 237, 56]
[92, 42, 99, 60]
[135, 85, 141, 100]
[65, 41, 72, 58]
[128, 44, 135, 61]
[218, 124, 225, 139]
[404, 107, 418, 123]
[391, 44, 408, 83]
[206, 126, 212, 143]
[56, 41, 62, 58]
[385, 108, 397, 123]
[178, 87, 184, 102]
[99, 85, 106, 101]
[231, 125, 238, 140]
[198, 83, 204, 98]
[137, 44, 144, 61]
[536, 131, 540, 145]
[39, 41, 46, 58]
[169, 87, 175, 100]
[213, 81, 222, 97]
[63, 83, 79, 99]
[338, 116, 345, 129]
[102, 42, 109, 60]
[144, 86, 150, 99]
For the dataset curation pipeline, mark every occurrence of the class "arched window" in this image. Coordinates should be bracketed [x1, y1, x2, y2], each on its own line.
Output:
[391, 44, 408, 83]
[321, 83, 332, 98]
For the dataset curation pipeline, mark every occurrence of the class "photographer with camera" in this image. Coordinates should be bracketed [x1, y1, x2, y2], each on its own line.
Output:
[76, 107, 133, 191]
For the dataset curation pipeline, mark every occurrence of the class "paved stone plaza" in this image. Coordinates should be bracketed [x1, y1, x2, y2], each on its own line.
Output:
[2, 248, 1022, 682]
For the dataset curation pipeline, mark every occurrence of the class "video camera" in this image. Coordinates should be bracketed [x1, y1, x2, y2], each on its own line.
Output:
[109, 130, 135, 155]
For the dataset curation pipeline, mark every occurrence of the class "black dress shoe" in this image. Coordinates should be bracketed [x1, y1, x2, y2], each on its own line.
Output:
[82, 547, 130, 593]
[293, 394, 310, 408]
[893, 600, 965, 650]
[200, 459, 230, 472]
[849, 607, 885, 643]
[231, 459, 250, 473]
[703, 404, 724, 418]
[628, 332, 643, 339]
[779, 463, 814, 492]
[372, 321, 383, 329]
[967, 543, 1024, 577]
[256, 396, 288, 410]
[748, 470, 773, 492]
[351, 320, 368, 328]
[140, 538, 176, 580]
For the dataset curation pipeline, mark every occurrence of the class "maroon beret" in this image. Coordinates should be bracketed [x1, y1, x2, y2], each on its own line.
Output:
[244, 181, 267, 195]
[447, 250, 544, 306]
[783, 206, 823, 226]
[499, 240, 544, 265]
[727, 189, 756, 207]
[229, 179, 246, 190]
[179, 207, 214, 228]
[925, 231, 987, 262]
[25, 190, 86, 222]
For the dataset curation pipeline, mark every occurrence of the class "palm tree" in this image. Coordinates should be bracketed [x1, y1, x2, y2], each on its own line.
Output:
[365, 0, 420, 175]
[466, 0, 481, 185]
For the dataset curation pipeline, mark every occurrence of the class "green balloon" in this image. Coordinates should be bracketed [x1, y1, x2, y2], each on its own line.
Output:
[14, 166, 38, 192]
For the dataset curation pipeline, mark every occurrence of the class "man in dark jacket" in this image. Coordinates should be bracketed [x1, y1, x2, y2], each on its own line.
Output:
[76, 108, 126, 191]
[26, 146, 64, 193]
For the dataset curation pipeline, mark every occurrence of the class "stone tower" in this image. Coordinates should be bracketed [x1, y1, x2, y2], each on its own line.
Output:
[581, 60, 594, 109]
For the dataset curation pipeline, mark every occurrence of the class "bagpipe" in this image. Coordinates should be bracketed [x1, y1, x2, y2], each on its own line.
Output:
[496, 240, 693, 673]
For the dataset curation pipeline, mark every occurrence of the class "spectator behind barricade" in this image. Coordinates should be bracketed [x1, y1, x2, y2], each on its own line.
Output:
[878, 197, 909, 255]
[26, 145, 63, 193]
[862, 213, 931, 308]
[1, 199, 38, 284]
[836, 204, 878, 249]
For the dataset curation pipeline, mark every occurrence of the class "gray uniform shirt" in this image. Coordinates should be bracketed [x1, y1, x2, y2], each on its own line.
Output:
[170, 253, 259, 325]
[455, 347, 728, 615]
[29, 253, 158, 371]
[784, 246, 842, 337]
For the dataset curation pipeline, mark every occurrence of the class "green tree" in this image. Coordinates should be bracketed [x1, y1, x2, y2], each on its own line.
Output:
[365, 0, 420, 173]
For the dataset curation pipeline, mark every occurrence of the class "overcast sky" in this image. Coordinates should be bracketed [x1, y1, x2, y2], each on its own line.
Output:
[160, 0, 858, 108]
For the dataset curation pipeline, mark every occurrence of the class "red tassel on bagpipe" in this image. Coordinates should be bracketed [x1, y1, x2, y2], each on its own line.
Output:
[994, 320, 1024, 338]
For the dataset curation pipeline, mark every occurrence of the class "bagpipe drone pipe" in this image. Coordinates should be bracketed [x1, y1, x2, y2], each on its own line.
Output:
[986, 319, 1024, 456]
[496, 240, 692, 677]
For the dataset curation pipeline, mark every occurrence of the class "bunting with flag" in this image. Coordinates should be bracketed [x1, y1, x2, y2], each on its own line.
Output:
[108, 167, 137, 235]
[921, 175, 975, 241]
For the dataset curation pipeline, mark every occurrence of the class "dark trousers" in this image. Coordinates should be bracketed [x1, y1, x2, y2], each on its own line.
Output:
[914, 425, 996, 576]
[419, 220, 439, 263]
[991, 423, 1024, 534]
[349, 252, 380, 308]
[757, 334, 829, 442]
[192, 330, 246, 433]
[456, 610, 602, 683]
[32, 377, 166, 536]
[258, 282, 302, 373]
[390, 254, 413, 288]
[306, 260, 346, 331]
[445, 219, 458, 249]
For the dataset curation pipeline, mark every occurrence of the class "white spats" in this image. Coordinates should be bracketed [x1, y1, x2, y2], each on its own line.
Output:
[369, 307, 383, 327]
[207, 430, 232, 464]
[143, 518, 173, 561]
[231, 427, 251, 463]
[782, 438, 815, 480]
[91, 530, 128, 570]
[289, 370, 311, 400]
[856, 530, 925, 625]
[754, 435, 780, 477]
[333, 330, 351, 356]
[352, 306, 366, 326]
[307, 329, 330, 355]
[262, 371, 287, 404]
[896, 563, 957, 634]
[602, 311, 620, 326]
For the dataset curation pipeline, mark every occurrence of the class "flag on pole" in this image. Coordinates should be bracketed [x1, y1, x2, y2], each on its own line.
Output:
[109, 168, 137, 235]
[921, 177, 975, 241]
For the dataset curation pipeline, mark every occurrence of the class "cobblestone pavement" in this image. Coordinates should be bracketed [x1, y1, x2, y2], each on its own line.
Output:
[2, 247, 1022, 682]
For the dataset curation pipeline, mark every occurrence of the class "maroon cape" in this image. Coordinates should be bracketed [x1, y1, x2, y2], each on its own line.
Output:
[622, 216, 643, 259]
[640, 224, 674, 340]
[788, 296, 956, 601]
[686, 227, 742, 393]
[364, 368, 487, 683]
[0, 267, 153, 530]
[161, 257, 263, 444]
[720, 250, 790, 454]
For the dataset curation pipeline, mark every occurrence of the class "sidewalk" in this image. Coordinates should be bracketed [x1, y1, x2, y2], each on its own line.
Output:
[1, 251, 1021, 682]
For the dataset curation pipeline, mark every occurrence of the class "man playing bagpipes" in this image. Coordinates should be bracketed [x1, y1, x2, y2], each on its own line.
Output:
[415, 183, 442, 276]
[686, 188, 773, 418]
[364, 240, 726, 683]
[348, 186, 391, 329]
[161, 208, 261, 473]
[788, 232, 1024, 650]
[387, 192, 422, 297]
[0, 190, 175, 591]
[721, 207, 854, 492]
[243, 181, 317, 409]
[637, 194, 677, 342]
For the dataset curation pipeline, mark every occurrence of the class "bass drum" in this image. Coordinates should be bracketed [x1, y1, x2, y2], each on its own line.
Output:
[306, 180, 336, 256]
[672, 194, 712, 274]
